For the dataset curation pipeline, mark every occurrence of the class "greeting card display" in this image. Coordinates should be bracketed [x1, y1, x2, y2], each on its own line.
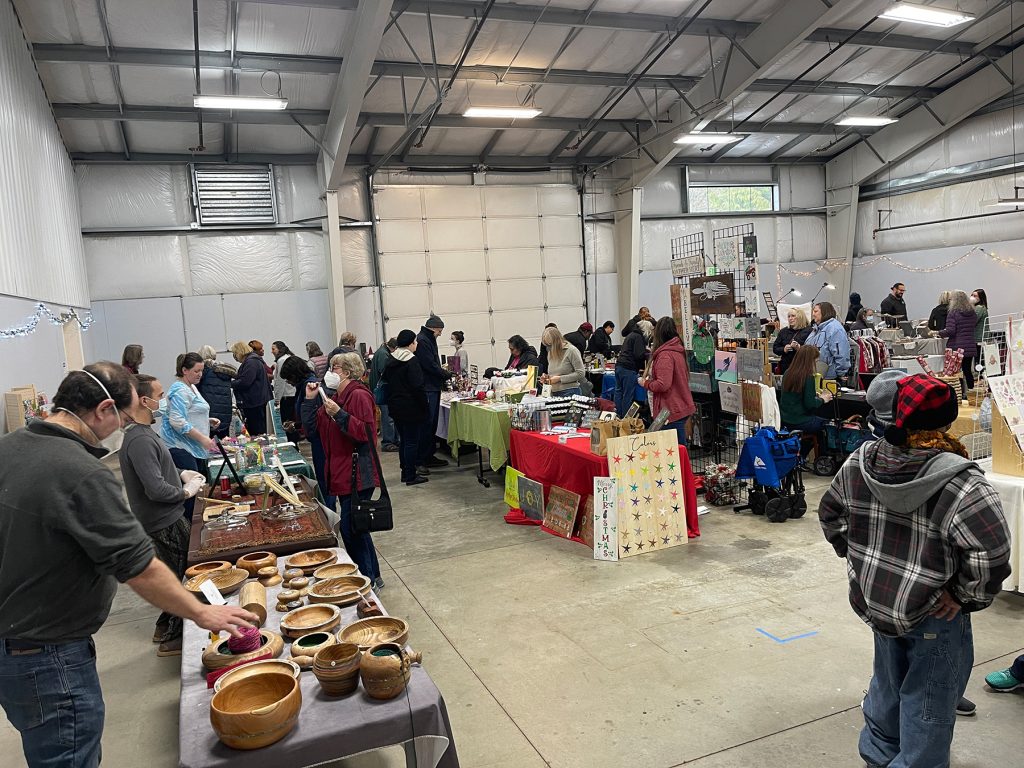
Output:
[719, 381, 743, 414]
[689, 274, 736, 315]
[984, 343, 1002, 375]
[714, 350, 738, 383]
[715, 239, 739, 271]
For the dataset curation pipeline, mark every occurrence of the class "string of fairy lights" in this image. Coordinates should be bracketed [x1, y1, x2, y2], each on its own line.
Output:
[0, 302, 94, 340]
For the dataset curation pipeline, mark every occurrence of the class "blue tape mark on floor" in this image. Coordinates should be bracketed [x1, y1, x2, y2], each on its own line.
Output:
[755, 627, 819, 644]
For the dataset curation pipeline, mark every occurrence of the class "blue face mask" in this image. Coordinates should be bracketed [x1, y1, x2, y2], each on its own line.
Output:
[157, 397, 168, 417]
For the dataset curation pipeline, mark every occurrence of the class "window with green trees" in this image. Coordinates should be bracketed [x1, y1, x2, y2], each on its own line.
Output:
[688, 185, 776, 213]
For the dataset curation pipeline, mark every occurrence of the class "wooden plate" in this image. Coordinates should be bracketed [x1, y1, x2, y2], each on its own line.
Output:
[184, 567, 249, 598]
[337, 617, 409, 650]
[307, 575, 372, 606]
[279, 604, 342, 638]
[312, 562, 360, 580]
[284, 549, 337, 575]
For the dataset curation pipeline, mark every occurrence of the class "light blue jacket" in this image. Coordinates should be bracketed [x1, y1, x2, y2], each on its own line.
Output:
[807, 317, 851, 379]
[159, 380, 211, 459]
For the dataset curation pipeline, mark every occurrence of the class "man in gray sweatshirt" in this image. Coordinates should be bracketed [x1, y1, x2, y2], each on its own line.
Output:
[120, 374, 205, 656]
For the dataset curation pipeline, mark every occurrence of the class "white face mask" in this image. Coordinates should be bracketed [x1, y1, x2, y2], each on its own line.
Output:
[969, 296, 978, 305]
[324, 371, 342, 389]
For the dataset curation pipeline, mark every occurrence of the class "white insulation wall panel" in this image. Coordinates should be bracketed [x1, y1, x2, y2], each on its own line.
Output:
[0, 1, 88, 306]
[78, 165, 191, 228]
[188, 233, 294, 294]
[85, 236, 187, 299]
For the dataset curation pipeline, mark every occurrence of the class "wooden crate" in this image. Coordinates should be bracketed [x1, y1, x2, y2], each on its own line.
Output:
[5, 385, 37, 433]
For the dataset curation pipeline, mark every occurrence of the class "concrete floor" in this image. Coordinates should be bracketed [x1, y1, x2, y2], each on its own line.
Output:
[3, 452, 1023, 768]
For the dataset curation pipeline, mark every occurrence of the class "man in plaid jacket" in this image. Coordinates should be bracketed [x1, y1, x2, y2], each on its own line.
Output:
[818, 374, 1010, 768]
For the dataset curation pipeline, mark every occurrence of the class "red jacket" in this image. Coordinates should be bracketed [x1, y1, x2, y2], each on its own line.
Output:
[645, 337, 696, 422]
[300, 380, 379, 497]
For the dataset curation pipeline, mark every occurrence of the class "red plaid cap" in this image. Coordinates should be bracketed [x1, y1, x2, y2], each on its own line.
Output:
[892, 374, 958, 430]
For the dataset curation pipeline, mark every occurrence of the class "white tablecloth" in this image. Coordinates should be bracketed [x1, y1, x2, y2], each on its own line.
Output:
[978, 458, 1024, 593]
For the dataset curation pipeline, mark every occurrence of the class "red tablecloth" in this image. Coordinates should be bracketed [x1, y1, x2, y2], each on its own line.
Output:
[507, 430, 700, 539]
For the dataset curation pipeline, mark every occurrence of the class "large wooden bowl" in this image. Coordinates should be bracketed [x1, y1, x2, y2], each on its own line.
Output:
[312, 563, 359, 580]
[290, 631, 335, 658]
[202, 629, 285, 671]
[236, 551, 277, 576]
[210, 671, 301, 750]
[307, 575, 372, 606]
[284, 549, 337, 575]
[338, 617, 409, 650]
[213, 659, 301, 693]
[184, 567, 249, 599]
[279, 604, 342, 639]
[184, 561, 232, 580]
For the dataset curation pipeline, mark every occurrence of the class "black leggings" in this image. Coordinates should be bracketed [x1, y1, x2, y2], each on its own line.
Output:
[961, 356, 975, 390]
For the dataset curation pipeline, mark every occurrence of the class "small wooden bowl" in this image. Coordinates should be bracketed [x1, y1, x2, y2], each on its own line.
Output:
[236, 551, 277, 576]
[284, 549, 337, 575]
[257, 567, 283, 587]
[288, 576, 310, 591]
[184, 567, 249, 599]
[291, 631, 335, 658]
[210, 671, 301, 750]
[213, 659, 301, 693]
[283, 568, 304, 581]
[307, 575, 372, 606]
[312, 642, 361, 696]
[202, 629, 284, 671]
[312, 563, 359, 580]
[276, 589, 300, 603]
[280, 604, 342, 638]
[338, 617, 409, 650]
[184, 561, 231, 580]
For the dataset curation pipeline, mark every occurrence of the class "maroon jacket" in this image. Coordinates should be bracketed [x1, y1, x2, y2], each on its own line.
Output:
[645, 337, 696, 423]
[939, 309, 977, 354]
[299, 381, 378, 497]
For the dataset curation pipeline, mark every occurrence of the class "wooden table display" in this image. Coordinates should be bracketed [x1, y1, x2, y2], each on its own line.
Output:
[187, 477, 336, 566]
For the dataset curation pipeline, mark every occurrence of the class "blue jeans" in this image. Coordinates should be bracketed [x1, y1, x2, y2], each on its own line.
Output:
[308, 435, 336, 512]
[860, 613, 973, 768]
[338, 490, 381, 581]
[665, 417, 689, 446]
[0, 638, 104, 767]
[554, 387, 582, 398]
[379, 403, 398, 447]
[419, 391, 442, 464]
[395, 420, 423, 482]
[614, 367, 638, 417]
[785, 416, 828, 458]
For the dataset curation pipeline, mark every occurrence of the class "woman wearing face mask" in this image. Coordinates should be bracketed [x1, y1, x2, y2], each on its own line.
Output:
[301, 352, 383, 591]
[850, 308, 876, 333]
[159, 353, 216, 509]
[806, 302, 851, 383]
[773, 307, 811, 374]
[280, 355, 335, 512]
[540, 326, 586, 397]
[271, 341, 300, 443]
[449, 331, 469, 374]
[971, 289, 989, 363]
[230, 341, 273, 435]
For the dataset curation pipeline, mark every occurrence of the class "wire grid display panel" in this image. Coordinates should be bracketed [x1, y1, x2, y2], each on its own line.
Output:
[375, 184, 586, 368]
[971, 311, 1024, 465]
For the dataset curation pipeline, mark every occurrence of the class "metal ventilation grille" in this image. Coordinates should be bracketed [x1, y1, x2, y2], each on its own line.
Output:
[190, 164, 278, 226]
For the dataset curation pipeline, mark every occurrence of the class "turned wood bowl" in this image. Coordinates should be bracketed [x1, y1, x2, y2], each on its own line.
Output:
[202, 629, 284, 671]
[290, 654, 314, 670]
[235, 551, 277, 576]
[276, 589, 300, 604]
[184, 567, 249, 599]
[284, 549, 337, 575]
[283, 568, 304, 581]
[257, 567, 283, 587]
[312, 642, 361, 696]
[312, 563, 360, 580]
[279, 604, 342, 638]
[184, 561, 232, 580]
[307, 575, 372, 606]
[290, 631, 335, 658]
[213, 659, 301, 693]
[210, 671, 301, 750]
[287, 576, 310, 591]
[337, 617, 409, 651]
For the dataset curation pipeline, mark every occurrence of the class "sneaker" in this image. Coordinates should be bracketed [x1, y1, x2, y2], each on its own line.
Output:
[405, 476, 428, 486]
[424, 456, 449, 468]
[152, 621, 169, 643]
[157, 637, 183, 657]
[372, 577, 385, 592]
[382, 443, 399, 452]
[415, 466, 430, 476]
[985, 668, 1024, 692]
[956, 696, 977, 716]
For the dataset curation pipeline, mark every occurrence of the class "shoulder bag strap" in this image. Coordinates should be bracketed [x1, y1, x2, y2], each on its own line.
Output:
[352, 419, 390, 502]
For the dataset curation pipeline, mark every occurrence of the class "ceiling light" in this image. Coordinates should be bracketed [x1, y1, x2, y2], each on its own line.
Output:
[880, 3, 974, 27]
[837, 116, 898, 127]
[674, 132, 743, 145]
[463, 106, 542, 119]
[194, 94, 288, 110]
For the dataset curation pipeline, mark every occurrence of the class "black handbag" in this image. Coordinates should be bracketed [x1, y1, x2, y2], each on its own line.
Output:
[350, 425, 393, 534]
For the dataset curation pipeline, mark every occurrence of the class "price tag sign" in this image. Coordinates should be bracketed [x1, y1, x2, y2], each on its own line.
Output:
[199, 579, 227, 606]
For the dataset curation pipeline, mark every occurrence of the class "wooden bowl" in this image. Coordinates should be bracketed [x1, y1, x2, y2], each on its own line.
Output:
[213, 659, 301, 693]
[291, 631, 335, 658]
[257, 567, 283, 587]
[312, 563, 359, 580]
[210, 671, 301, 750]
[202, 630, 285, 671]
[284, 549, 337, 575]
[290, 654, 314, 670]
[287, 576, 310, 591]
[307, 576, 372, 606]
[184, 568, 249, 599]
[184, 561, 231, 580]
[236, 551, 277, 576]
[283, 568, 304, 581]
[280, 604, 342, 638]
[338, 617, 409, 650]
[312, 642, 361, 696]
[276, 589, 300, 604]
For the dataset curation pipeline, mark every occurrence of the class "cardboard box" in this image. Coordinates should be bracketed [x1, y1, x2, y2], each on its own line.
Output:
[5, 385, 37, 433]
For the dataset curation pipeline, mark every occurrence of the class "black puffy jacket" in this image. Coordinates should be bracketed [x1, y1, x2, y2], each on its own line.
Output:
[197, 362, 235, 435]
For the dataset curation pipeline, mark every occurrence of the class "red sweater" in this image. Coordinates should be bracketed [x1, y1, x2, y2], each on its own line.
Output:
[300, 381, 379, 497]
[645, 337, 696, 422]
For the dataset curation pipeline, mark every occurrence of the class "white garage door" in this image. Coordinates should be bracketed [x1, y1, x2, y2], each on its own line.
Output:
[374, 184, 587, 369]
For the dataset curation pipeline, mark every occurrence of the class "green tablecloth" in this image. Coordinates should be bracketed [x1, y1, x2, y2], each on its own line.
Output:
[207, 443, 315, 481]
[447, 401, 511, 472]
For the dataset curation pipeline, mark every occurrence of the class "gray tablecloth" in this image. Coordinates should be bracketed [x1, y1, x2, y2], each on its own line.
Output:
[179, 548, 459, 768]
[890, 337, 946, 356]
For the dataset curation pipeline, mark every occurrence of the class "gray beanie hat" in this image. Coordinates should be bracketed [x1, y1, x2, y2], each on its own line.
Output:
[425, 314, 445, 329]
[866, 369, 906, 425]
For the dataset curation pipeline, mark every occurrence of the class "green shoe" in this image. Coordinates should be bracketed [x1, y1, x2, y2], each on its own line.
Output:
[985, 669, 1023, 692]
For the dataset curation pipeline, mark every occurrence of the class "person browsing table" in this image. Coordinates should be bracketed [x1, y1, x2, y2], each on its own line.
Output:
[773, 307, 811, 374]
[639, 316, 695, 445]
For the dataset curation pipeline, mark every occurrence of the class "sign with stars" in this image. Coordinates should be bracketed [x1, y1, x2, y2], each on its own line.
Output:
[606, 430, 687, 558]
[593, 477, 618, 561]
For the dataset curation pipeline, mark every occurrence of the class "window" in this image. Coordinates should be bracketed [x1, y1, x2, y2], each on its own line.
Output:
[687, 185, 777, 213]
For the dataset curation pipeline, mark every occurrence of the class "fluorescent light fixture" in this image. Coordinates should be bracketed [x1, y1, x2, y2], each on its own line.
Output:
[837, 116, 898, 127]
[194, 94, 288, 110]
[674, 132, 743, 145]
[793, 290, 802, 297]
[880, 3, 974, 27]
[463, 106, 542, 119]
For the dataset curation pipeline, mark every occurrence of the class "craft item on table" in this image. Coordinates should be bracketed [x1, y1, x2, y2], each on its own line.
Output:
[689, 372, 713, 394]
[209, 671, 301, 750]
[291, 631, 336, 660]
[605, 430, 687, 558]
[543, 485, 582, 538]
[590, 418, 617, 457]
[577, 495, 595, 548]
[287, 576, 310, 593]
[356, 597, 385, 619]
[742, 381, 763, 423]
[339, 616, 410, 650]
[648, 407, 672, 434]
[744, 316, 761, 338]
[592, 478, 618, 562]
[276, 589, 300, 605]
[228, 625, 264, 654]
[280, 604, 342, 639]
[202, 629, 284, 671]
[284, 549, 337, 575]
[503, 466, 523, 508]
[942, 349, 964, 376]
[264, 474, 303, 507]
[291, 655, 314, 670]
[184, 567, 248, 599]
[692, 326, 715, 364]
[184, 560, 232, 580]
[360, 643, 422, 701]
[984, 343, 1003, 375]
[284, 600, 303, 612]
[689, 274, 736, 314]
[719, 381, 744, 415]
[273, 455, 300, 502]
[914, 355, 936, 376]
[737, 348, 764, 383]
[313, 562, 360, 579]
[235, 551, 277, 576]
[670, 253, 705, 279]
[617, 417, 645, 436]
[283, 568, 304, 581]
[987, 375, 1024, 452]
[213, 659, 301, 694]
[257, 567, 283, 587]
[517, 475, 545, 521]
[313, 642, 362, 696]
[722, 315, 747, 340]
[239, 582, 268, 627]
[715, 350, 738, 383]
[307, 575, 372, 606]
[715, 238, 739, 271]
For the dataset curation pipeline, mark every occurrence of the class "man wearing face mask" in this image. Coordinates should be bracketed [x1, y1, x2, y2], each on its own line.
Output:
[0, 362, 256, 768]
[119, 374, 205, 656]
